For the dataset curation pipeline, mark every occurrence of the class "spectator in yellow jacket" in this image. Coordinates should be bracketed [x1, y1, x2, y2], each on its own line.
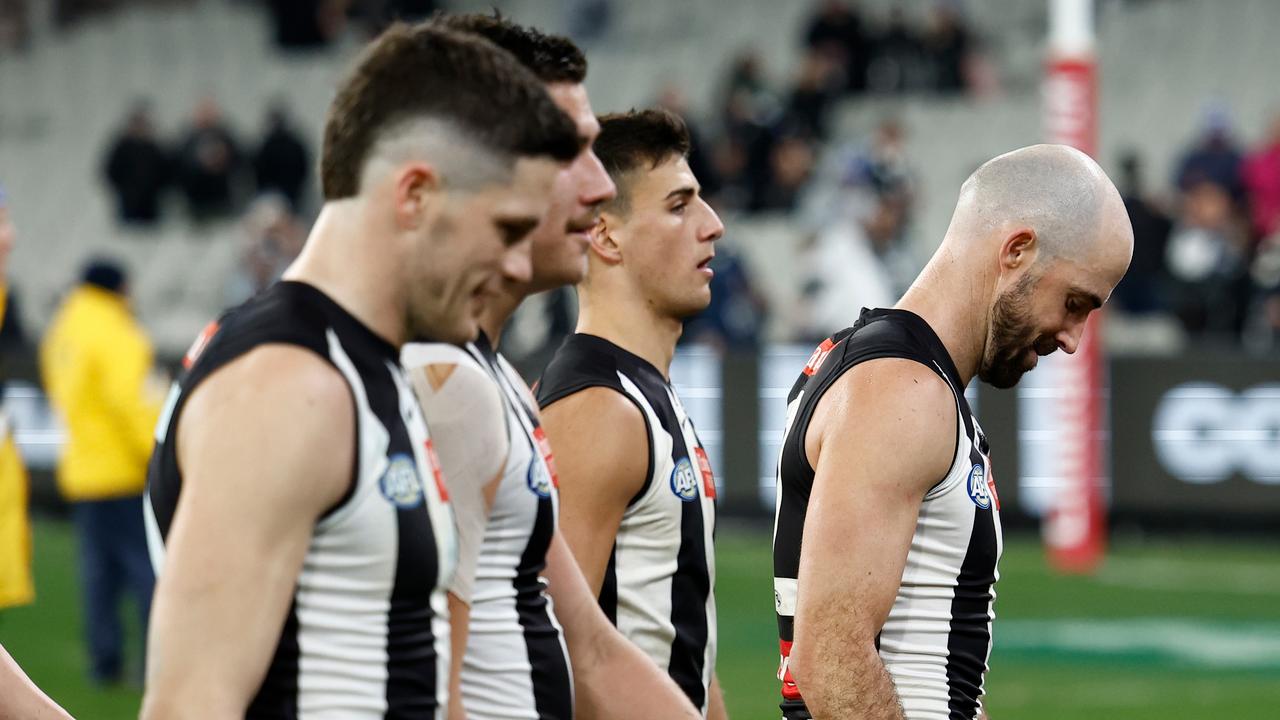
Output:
[0, 187, 35, 613]
[40, 259, 160, 685]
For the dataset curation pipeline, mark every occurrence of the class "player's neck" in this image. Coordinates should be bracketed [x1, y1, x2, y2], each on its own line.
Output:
[576, 288, 681, 378]
[895, 252, 990, 386]
[284, 204, 407, 348]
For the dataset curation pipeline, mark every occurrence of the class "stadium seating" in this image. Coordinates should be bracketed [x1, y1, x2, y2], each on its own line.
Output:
[2, 0, 1279, 352]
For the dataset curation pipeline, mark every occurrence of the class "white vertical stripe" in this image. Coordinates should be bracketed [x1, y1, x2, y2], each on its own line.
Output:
[614, 372, 678, 672]
[461, 414, 538, 719]
[142, 489, 165, 576]
[318, 331, 389, 533]
[877, 418, 977, 720]
[295, 496, 397, 718]
[294, 331, 396, 717]
[153, 383, 181, 443]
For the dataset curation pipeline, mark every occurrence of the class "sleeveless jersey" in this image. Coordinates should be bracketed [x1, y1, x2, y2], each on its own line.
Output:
[536, 333, 717, 715]
[145, 281, 456, 719]
[459, 332, 575, 719]
[773, 308, 1002, 720]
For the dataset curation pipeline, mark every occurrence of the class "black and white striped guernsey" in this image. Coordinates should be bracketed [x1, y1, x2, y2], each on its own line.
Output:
[144, 281, 456, 719]
[773, 308, 1003, 720]
[536, 333, 717, 715]
[459, 332, 574, 719]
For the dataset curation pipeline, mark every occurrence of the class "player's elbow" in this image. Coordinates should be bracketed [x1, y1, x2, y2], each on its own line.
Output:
[790, 618, 878, 701]
[787, 636, 817, 693]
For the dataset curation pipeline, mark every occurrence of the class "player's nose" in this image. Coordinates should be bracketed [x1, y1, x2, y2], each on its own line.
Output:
[580, 150, 616, 206]
[700, 200, 724, 243]
[1056, 325, 1082, 355]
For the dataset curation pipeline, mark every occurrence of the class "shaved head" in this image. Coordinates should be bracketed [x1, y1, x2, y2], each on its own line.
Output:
[927, 144, 1134, 388]
[948, 143, 1132, 265]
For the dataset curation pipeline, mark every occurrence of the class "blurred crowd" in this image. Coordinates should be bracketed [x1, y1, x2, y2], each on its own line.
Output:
[1114, 105, 1280, 351]
[102, 97, 311, 307]
[5, 0, 1280, 358]
[104, 99, 310, 225]
[0, 0, 441, 51]
[686, 0, 985, 217]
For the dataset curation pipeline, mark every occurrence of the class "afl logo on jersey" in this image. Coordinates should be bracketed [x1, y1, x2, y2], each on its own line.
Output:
[380, 454, 424, 509]
[670, 457, 699, 502]
[527, 457, 553, 498]
[967, 463, 992, 510]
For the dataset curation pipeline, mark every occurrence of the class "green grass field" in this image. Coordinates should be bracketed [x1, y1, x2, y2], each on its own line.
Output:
[3, 519, 1278, 719]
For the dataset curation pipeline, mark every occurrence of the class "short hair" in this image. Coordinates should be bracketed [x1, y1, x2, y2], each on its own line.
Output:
[320, 22, 580, 200]
[594, 108, 691, 214]
[431, 12, 587, 84]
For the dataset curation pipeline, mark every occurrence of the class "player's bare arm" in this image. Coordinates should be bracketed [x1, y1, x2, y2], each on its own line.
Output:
[0, 644, 73, 720]
[141, 346, 354, 720]
[788, 359, 957, 720]
[707, 673, 728, 720]
[403, 350, 510, 720]
[542, 532, 700, 719]
[540, 386, 648, 594]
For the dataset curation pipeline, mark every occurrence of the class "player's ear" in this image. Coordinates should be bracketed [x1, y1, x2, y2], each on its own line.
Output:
[392, 162, 441, 231]
[589, 211, 625, 265]
[998, 227, 1038, 272]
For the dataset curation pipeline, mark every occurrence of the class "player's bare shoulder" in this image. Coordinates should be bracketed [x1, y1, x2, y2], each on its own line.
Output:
[176, 343, 354, 509]
[542, 386, 648, 483]
[806, 357, 957, 496]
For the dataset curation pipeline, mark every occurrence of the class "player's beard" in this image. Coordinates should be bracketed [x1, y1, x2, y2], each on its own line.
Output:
[980, 273, 1057, 389]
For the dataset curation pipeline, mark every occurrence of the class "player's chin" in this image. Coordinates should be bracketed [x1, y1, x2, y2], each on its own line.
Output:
[677, 289, 712, 318]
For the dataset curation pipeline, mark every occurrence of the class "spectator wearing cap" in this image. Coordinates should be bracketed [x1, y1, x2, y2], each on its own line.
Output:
[39, 259, 160, 685]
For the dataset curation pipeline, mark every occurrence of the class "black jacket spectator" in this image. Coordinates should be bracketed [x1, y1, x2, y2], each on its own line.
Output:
[176, 99, 244, 222]
[104, 106, 170, 226]
[1113, 154, 1173, 315]
[922, 5, 971, 93]
[803, 0, 870, 93]
[253, 108, 310, 213]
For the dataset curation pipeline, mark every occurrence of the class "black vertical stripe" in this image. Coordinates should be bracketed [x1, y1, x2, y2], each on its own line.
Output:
[668, 493, 710, 710]
[945, 437, 998, 720]
[384, 507, 441, 719]
[482, 342, 575, 718]
[382, 367, 441, 719]
[516, 495, 573, 719]
[664, 413, 710, 710]
[600, 548, 619, 625]
[245, 601, 301, 718]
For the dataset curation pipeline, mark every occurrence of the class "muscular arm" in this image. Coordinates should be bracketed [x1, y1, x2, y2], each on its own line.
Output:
[788, 360, 956, 720]
[0, 644, 73, 720]
[401, 343, 510, 720]
[140, 346, 354, 720]
[543, 533, 700, 720]
[540, 387, 648, 595]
